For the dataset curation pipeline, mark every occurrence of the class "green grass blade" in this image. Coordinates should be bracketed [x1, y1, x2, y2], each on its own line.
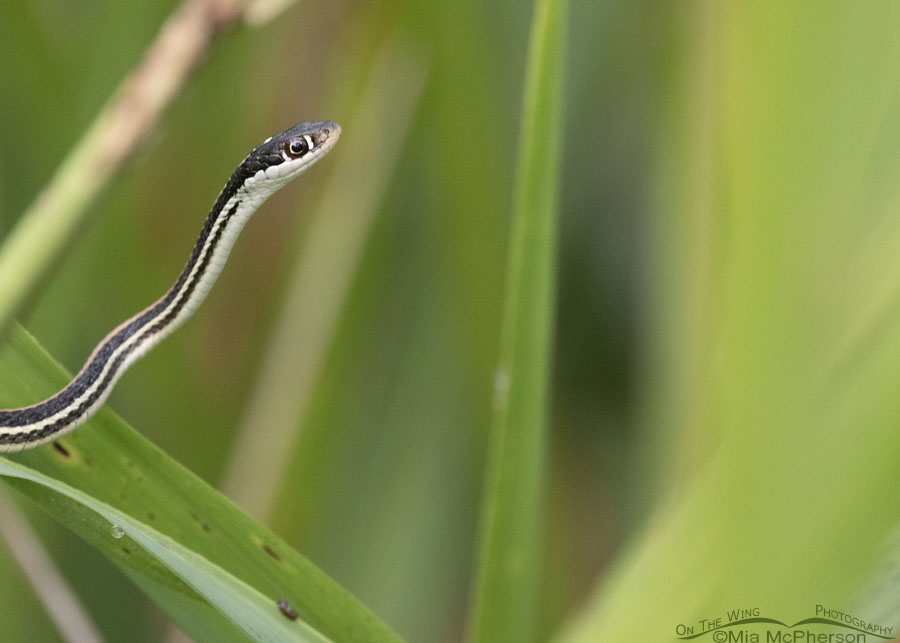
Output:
[0, 323, 403, 643]
[0, 458, 331, 643]
[468, 0, 566, 640]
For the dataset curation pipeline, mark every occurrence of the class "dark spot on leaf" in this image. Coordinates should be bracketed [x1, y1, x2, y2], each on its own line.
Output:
[147, 512, 156, 521]
[263, 544, 282, 561]
[190, 512, 211, 532]
[52, 442, 70, 457]
[122, 547, 131, 554]
[277, 599, 298, 620]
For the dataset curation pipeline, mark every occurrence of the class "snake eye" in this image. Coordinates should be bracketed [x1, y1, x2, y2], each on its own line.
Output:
[286, 137, 309, 158]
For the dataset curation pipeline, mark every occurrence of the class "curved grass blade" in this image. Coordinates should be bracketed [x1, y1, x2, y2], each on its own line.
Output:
[0, 322, 404, 643]
[0, 457, 331, 643]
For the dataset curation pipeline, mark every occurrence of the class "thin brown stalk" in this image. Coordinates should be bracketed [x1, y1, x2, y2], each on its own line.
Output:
[0, 0, 291, 332]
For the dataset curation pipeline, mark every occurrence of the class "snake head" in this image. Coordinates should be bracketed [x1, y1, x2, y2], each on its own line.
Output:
[229, 120, 341, 200]
[248, 120, 341, 177]
[276, 120, 341, 162]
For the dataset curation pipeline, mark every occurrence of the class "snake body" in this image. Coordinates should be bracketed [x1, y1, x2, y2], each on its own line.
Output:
[0, 120, 340, 452]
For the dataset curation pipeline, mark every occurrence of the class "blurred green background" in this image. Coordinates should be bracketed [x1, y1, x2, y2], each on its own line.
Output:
[7, 1, 900, 642]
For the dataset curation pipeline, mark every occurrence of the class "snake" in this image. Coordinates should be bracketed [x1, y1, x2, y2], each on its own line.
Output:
[0, 120, 340, 452]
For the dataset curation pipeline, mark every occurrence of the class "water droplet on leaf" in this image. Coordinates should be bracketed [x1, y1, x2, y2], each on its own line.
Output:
[492, 368, 510, 408]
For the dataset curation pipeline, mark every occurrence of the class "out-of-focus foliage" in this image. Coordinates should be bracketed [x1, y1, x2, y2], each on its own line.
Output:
[7, 1, 900, 642]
